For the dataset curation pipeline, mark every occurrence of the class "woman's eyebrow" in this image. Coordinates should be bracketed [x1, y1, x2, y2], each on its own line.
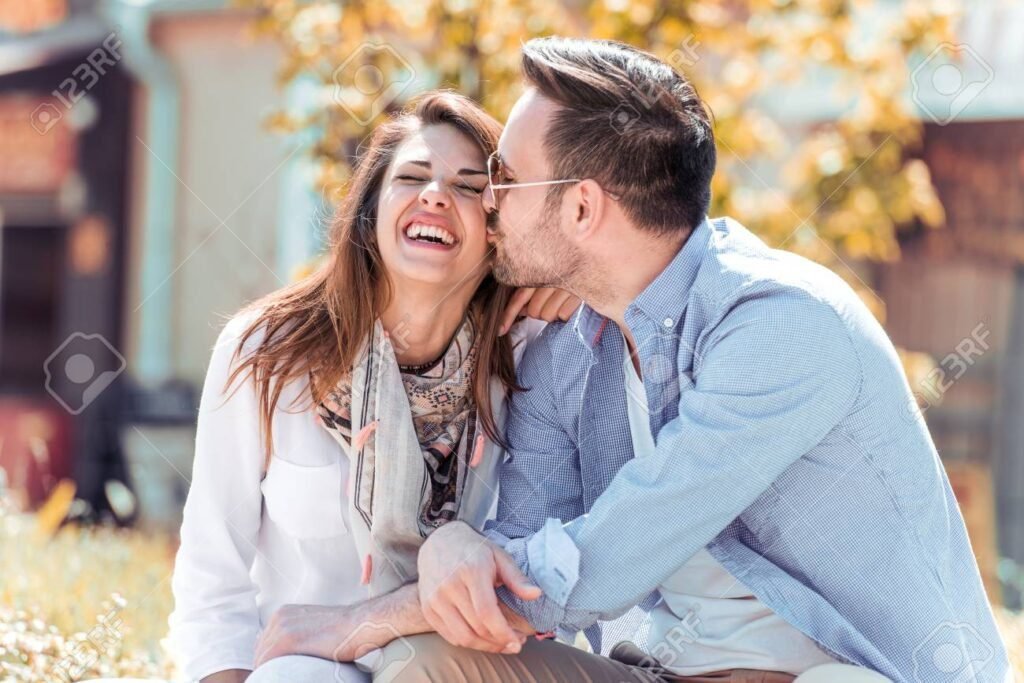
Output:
[406, 159, 486, 176]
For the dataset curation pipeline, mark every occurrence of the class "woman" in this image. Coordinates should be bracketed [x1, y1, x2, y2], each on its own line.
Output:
[168, 91, 577, 682]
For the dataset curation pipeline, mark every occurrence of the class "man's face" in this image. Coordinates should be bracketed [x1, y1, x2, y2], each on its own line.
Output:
[485, 88, 584, 288]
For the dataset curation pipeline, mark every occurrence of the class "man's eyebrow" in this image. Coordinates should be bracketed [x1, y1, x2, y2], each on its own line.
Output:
[406, 159, 486, 176]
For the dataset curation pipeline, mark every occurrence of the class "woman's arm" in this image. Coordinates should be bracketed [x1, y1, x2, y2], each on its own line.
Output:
[170, 314, 266, 681]
[253, 582, 533, 668]
[500, 287, 580, 336]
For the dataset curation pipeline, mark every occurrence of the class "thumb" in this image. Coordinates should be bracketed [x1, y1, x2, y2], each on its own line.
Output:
[494, 549, 542, 601]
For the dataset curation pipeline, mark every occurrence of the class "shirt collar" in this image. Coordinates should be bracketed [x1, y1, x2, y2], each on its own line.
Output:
[572, 217, 713, 350]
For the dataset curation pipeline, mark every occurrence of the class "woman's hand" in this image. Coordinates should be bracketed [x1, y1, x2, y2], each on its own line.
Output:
[500, 288, 580, 335]
[254, 604, 358, 667]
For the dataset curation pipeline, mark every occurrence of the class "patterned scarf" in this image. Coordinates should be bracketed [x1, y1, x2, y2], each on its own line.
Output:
[316, 317, 479, 533]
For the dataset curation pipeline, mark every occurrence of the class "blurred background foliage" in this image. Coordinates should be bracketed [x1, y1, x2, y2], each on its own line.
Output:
[0, 507, 174, 681]
[240, 0, 956, 330]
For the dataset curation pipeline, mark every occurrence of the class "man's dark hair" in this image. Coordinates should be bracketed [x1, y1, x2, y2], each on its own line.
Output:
[521, 37, 716, 235]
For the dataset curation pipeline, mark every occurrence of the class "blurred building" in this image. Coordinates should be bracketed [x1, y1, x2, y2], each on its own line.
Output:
[875, 5, 1024, 606]
[0, 0, 319, 527]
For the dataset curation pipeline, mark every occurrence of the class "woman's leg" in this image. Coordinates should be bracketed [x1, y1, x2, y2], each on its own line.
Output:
[247, 655, 370, 683]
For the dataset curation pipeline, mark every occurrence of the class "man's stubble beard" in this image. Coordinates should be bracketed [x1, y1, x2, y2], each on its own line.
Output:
[490, 202, 583, 290]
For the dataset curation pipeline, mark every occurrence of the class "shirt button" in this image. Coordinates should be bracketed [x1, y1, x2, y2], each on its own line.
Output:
[663, 317, 674, 328]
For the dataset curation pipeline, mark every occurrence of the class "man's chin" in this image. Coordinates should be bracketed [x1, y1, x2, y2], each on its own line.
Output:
[492, 261, 523, 287]
[493, 255, 559, 289]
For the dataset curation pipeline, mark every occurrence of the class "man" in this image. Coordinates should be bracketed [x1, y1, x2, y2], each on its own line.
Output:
[409, 36, 1010, 683]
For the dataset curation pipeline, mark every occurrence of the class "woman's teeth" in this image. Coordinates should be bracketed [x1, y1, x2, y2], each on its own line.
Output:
[405, 223, 456, 246]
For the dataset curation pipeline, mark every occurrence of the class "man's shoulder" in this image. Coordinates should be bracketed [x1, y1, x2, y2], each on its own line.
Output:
[695, 217, 866, 325]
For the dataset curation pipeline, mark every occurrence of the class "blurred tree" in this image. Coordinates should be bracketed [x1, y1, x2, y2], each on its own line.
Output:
[240, 0, 953, 335]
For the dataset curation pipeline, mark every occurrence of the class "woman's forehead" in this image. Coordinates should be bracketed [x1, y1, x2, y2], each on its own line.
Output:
[393, 124, 486, 169]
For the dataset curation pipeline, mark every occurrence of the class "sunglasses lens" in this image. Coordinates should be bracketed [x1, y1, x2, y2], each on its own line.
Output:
[487, 154, 500, 185]
[487, 154, 502, 207]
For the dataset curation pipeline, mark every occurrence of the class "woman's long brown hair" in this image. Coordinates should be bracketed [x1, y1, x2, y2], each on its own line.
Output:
[222, 91, 519, 466]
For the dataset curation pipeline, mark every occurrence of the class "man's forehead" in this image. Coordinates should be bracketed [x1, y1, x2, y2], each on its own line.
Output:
[500, 88, 557, 168]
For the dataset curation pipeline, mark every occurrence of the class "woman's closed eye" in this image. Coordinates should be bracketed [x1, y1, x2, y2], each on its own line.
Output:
[455, 183, 485, 196]
[396, 174, 484, 196]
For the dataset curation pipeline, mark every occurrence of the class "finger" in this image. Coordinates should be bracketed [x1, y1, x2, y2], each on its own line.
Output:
[446, 580, 508, 648]
[494, 550, 542, 601]
[430, 599, 507, 653]
[524, 288, 555, 320]
[557, 295, 581, 321]
[501, 288, 535, 336]
[465, 571, 522, 650]
[538, 290, 571, 322]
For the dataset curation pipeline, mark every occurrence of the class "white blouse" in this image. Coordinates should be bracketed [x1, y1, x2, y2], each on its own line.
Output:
[168, 311, 541, 681]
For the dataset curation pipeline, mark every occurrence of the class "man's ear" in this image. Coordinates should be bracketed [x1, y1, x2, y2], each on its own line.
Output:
[572, 179, 606, 242]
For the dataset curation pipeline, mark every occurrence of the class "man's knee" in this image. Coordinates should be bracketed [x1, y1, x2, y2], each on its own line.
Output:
[373, 633, 467, 683]
[795, 663, 892, 683]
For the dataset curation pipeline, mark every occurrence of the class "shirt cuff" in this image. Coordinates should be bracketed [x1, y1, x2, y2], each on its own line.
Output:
[526, 518, 580, 605]
[493, 519, 583, 635]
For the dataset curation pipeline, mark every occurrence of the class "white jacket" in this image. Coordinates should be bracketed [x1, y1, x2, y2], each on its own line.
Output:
[168, 310, 541, 681]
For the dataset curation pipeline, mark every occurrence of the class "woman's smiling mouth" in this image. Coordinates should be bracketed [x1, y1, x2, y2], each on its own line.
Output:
[402, 214, 459, 251]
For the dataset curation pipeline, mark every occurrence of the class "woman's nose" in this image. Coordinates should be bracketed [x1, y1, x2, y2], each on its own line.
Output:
[419, 181, 450, 209]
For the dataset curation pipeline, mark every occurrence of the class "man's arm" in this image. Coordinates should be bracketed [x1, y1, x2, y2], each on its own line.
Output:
[502, 293, 863, 631]
[418, 324, 585, 649]
[425, 293, 864, 637]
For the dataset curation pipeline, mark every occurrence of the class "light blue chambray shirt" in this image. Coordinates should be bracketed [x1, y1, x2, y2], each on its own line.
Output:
[484, 217, 1010, 683]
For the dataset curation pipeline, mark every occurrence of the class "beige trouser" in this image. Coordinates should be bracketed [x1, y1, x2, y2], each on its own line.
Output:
[375, 634, 891, 683]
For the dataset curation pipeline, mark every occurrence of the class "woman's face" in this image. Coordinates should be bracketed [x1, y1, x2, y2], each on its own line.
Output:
[376, 123, 491, 293]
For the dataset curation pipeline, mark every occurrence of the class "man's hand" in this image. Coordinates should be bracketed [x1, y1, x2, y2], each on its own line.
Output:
[418, 521, 542, 654]
[501, 287, 580, 335]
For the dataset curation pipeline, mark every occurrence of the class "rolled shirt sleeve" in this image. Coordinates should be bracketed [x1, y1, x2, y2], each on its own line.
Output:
[494, 293, 864, 634]
[168, 314, 266, 680]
